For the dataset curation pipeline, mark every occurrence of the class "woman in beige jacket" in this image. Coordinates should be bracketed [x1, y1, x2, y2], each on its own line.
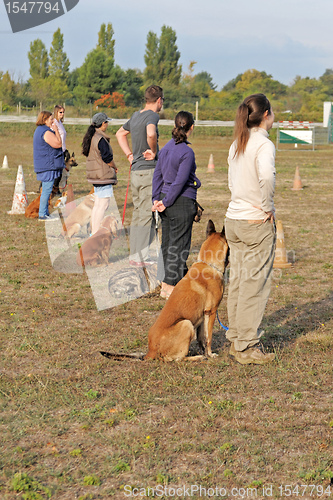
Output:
[82, 112, 117, 234]
[225, 93, 276, 365]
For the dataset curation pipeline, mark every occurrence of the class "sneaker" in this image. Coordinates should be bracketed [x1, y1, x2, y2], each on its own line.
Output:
[38, 215, 58, 222]
[234, 344, 275, 365]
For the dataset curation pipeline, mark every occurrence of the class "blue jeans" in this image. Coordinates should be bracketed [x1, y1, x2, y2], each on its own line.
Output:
[39, 180, 54, 217]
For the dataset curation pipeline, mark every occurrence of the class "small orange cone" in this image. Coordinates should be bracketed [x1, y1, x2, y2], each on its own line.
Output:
[207, 154, 215, 172]
[273, 220, 292, 269]
[64, 183, 76, 216]
[291, 166, 303, 191]
[2, 155, 9, 169]
[8, 165, 29, 214]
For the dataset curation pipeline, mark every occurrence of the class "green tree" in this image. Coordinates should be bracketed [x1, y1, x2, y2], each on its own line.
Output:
[49, 28, 70, 79]
[118, 68, 144, 107]
[74, 48, 120, 103]
[320, 69, 333, 98]
[28, 39, 48, 79]
[235, 69, 287, 98]
[98, 23, 115, 59]
[144, 31, 159, 83]
[222, 73, 243, 92]
[288, 76, 328, 120]
[144, 25, 182, 86]
[181, 62, 216, 103]
[0, 71, 16, 105]
[73, 23, 119, 103]
[48, 28, 71, 103]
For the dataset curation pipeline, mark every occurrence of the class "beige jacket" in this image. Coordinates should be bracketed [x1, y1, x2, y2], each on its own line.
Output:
[226, 128, 275, 220]
[86, 130, 117, 185]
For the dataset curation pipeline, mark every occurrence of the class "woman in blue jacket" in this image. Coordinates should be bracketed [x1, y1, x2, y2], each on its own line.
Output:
[152, 111, 201, 298]
[33, 111, 64, 220]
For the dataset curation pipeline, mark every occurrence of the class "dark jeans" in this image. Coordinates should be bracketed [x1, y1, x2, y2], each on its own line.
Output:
[158, 195, 197, 286]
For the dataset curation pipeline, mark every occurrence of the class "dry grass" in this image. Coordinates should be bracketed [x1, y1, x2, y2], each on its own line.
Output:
[0, 124, 332, 499]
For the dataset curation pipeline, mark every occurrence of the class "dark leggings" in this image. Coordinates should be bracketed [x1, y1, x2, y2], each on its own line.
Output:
[158, 195, 197, 286]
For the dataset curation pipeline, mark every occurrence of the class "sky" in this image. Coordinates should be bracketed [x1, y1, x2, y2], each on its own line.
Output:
[0, 0, 333, 89]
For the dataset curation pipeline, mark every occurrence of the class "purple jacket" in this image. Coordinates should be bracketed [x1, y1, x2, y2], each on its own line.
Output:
[152, 139, 201, 207]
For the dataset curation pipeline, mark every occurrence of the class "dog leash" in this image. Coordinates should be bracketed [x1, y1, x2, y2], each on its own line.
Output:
[121, 164, 132, 226]
[216, 311, 229, 331]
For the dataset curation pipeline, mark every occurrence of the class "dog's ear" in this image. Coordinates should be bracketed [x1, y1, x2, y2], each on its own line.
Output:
[206, 219, 216, 238]
[220, 226, 226, 238]
[72, 152, 75, 157]
[64, 149, 70, 162]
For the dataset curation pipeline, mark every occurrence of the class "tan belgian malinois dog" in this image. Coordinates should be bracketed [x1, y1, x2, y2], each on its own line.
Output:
[101, 219, 229, 362]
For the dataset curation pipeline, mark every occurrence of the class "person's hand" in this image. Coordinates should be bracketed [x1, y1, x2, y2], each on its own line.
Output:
[155, 200, 166, 212]
[152, 200, 159, 211]
[143, 149, 155, 161]
[127, 153, 133, 164]
[263, 211, 275, 223]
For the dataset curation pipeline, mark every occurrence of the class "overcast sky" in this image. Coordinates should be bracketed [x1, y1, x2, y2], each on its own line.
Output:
[0, 0, 332, 89]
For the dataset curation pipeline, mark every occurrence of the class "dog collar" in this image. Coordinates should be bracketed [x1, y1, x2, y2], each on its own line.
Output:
[197, 259, 224, 276]
[65, 167, 69, 172]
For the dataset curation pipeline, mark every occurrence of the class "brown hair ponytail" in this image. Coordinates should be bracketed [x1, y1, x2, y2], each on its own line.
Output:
[172, 111, 194, 144]
[233, 93, 271, 157]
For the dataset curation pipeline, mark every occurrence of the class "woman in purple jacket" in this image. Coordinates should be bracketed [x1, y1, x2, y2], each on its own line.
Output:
[152, 111, 201, 298]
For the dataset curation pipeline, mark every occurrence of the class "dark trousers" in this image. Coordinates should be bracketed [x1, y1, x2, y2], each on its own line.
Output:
[158, 195, 197, 286]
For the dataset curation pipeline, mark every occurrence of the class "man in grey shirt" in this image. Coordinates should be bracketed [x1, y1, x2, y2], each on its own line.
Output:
[116, 85, 164, 266]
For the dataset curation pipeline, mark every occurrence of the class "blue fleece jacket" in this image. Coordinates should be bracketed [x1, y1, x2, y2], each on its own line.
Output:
[33, 125, 64, 181]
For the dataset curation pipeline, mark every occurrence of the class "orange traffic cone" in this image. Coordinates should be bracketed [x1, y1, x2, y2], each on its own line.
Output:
[291, 166, 303, 191]
[64, 183, 76, 216]
[7, 165, 29, 214]
[207, 154, 215, 172]
[273, 220, 292, 269]
[2, 155, 9, 169]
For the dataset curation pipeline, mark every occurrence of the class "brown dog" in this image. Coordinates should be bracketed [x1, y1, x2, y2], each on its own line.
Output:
[100, 220, 229, 362]
[145, 220, 229, 361]
[25, 188, 57, 219]
[76, 215, 118, 267]
[58, 151, 78, 190]
[61, 189, 95, 238]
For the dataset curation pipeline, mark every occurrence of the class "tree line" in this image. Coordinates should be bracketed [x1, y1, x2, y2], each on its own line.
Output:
[1, 23, 333, 121]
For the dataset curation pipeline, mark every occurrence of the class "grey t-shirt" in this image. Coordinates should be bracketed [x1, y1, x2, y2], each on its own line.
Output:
[123, 109, 159, 171]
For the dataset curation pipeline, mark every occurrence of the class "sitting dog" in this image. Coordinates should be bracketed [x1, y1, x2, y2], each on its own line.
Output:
[58, 151, 78, 191]
[76, 215, 118, 267]
[61, 189, 95, 238]
[25, 187, 58, 219]
[38, 150, 78, 194]
[101, 220, 229, 362]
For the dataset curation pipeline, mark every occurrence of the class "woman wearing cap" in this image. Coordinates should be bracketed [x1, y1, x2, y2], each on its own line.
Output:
[82, 112, 117, 234]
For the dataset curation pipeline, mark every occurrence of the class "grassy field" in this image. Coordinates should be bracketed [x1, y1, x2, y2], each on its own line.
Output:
[0, 124, 332, 499]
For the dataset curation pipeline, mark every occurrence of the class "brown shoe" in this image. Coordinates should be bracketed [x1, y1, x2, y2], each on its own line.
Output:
[234, 345, 275, 365]
[229, 342, 236, 357]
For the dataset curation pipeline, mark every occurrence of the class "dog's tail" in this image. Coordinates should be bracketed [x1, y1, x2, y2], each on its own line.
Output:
[100, 351, 145, 361]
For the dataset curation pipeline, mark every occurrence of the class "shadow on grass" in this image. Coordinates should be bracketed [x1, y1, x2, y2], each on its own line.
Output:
[262, 291, 333, 348]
